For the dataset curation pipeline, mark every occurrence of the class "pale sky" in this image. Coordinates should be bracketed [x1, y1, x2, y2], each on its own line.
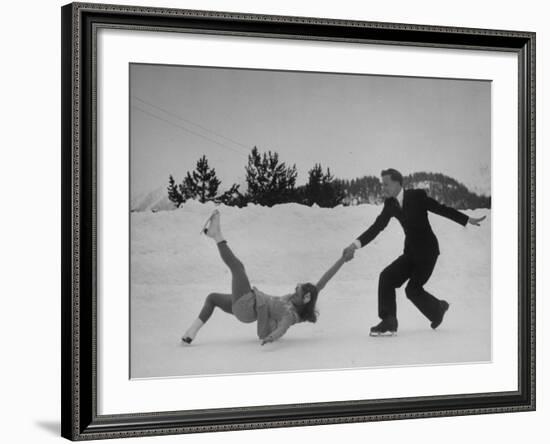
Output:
[130, 63, 491, 198]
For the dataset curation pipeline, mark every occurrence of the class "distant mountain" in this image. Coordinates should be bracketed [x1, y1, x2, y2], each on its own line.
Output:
[462, 163, 491, 197]
[404, 172, 491, 209]
[131, 185, 176, 212]
[335, 171, 491, 210]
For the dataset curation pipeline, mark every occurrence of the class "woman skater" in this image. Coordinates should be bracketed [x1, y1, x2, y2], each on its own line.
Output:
[181, 209, 350, 346]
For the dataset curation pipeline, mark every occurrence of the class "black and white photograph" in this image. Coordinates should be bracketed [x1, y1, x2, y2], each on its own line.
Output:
[129, 63, 491, 379]
[2, 0, 542, 441]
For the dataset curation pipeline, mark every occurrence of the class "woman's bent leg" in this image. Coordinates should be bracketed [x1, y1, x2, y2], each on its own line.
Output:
[182, 293, 233, 343]
[198, 292, 233, 323]
[216, 240, 252, 303]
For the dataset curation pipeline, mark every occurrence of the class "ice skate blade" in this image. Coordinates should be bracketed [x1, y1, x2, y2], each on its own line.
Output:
[369, 331, 397, 337]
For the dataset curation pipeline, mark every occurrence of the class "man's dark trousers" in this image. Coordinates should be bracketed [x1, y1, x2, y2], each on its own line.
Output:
[378, 252, 440, 321]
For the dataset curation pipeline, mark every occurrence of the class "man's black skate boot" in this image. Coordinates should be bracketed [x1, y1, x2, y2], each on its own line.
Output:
[431, 300, 450, 329]
[369, 316, 398, 336]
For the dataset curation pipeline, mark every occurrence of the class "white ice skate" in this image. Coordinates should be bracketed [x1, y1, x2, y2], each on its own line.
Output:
[200, 210, 220, 236]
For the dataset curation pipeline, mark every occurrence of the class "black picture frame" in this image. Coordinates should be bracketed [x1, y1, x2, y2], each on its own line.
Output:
[61, 2, 536, 440]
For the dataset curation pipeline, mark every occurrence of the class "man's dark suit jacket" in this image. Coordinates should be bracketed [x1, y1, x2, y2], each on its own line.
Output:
[356, 188, 469, 260]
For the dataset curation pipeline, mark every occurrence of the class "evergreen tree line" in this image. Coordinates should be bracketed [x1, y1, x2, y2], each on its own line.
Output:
[167, 147, 490, 210]
[167, 147, 343, 208]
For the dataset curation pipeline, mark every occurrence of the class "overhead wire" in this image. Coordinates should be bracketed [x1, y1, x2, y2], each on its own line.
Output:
[131, 104, 250, 158]
[131, 95, 252, 157]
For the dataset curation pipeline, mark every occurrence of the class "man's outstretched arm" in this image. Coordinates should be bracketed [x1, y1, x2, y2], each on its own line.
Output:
[422, 189, 469, 226]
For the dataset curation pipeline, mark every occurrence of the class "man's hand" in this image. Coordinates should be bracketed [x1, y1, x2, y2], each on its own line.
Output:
[342, 244, 357, 261]
[467, 215, 487, 226]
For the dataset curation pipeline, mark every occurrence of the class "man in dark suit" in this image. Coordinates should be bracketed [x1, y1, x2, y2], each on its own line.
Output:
[343, 168, 486, 336]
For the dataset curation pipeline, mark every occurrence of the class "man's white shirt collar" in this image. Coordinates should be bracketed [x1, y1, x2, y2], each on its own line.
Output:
[396, 187, 404, 207]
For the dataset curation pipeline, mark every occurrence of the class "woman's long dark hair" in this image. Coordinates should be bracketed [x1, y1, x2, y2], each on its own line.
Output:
[295, 283, 319, 323]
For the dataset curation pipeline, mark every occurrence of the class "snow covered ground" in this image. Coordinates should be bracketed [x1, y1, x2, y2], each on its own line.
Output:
[130, 201, 491, 379]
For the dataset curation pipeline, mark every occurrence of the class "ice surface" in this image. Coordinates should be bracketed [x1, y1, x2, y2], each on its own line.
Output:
[130, 200, 491, 378]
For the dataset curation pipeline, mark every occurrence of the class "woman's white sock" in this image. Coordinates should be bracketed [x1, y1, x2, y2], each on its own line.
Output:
[184, 318, 205, 339]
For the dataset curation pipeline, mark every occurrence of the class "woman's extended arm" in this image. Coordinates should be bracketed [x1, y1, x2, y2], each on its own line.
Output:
[315, 255, 348, 293]
[260, 312, 297, 345]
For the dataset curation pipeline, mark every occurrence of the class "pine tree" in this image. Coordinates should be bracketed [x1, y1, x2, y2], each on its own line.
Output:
[167, 174, 185, 208]
[215, 183, 246, 207]
[183, 155, 221, 203]
[245, 146, 298, 206]
[322, 167, 344, 207]
[305, 164, 343, 207]
[304, 163, 324, 205]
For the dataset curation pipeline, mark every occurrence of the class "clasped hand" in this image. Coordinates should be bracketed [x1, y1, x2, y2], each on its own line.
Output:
[342, 244, 357, 262]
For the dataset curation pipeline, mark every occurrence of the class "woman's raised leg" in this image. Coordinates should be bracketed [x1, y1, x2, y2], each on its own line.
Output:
[205, 210, 252, 303]
[217, 241, 252, 303]
[182, 210, 254, 345]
